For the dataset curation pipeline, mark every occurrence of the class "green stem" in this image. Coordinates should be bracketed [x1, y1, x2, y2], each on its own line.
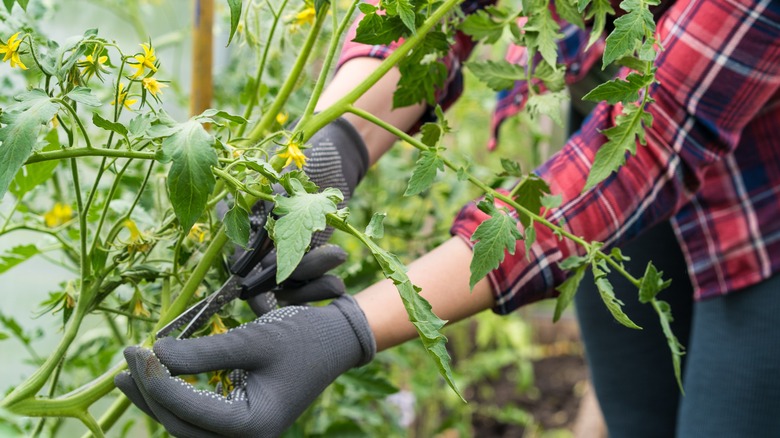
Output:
[298, 0, 361, 127]
[89, 159, 134, 257]
[54, 99, 93, 149]
[237, 0, 290, 137]
[25, 148, 157, 165]
[1, 198, 22, 232]
[77, 410, 104, 438]
[87, 396, 131, 438]
[95, 305, 155, 324]
[297, 0, 461, 139]
[246, 5, 329, 142]
[70, 159, 91, 294]
[0, 224, 79, 262]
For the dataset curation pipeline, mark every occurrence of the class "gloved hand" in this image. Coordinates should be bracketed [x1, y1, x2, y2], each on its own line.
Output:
[226, 117, 368, 309]
[115, 295, 375, 438]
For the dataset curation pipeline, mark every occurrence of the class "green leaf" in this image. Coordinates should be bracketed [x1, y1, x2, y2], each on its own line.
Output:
[525, 6, 563, 67]
[0, 90, 59, 200]
[393, 31, 449, 107]
[603, 0, 654, 66]
[541, 194, 562, 210]
[554, 263, 587, 321]
[584, 102, 652, 191]
[655, 299, 685, 392]
[339, 367, 399, 396]
[554, 0, 585, 28]
[92, 113, 128, 136]
[500, 158, 523, 177]
[533, 61, 566, 92]
[592, 263, 642, 329]
[272, 179, 342, 282]
[226, 0, 242, 46]
[638, 261, 671, 303]
[526, 91, 566, 126]
[10, 129, 59, 198]
[510, 174, 551, 228]
[0, 244, 39, 274]
[466, 60, 525, 92]
[396, 0, 417, 34]
[524, 221, 536, 258]
[224, 205, 250, 249]
[368, 243, 463, 401]
[469, 201, 522, 289]
[196, 109, 248, 125]
[585, 0, 615, 49]
[0, 331, 8, 341]
[419, 123, 442, 148]
[353, 12, 407, 45]
[158, 120, 218, 231]
[365, 212, 386, 239]
[405, 149, 444, 196]
[459, 9, 506, 44]
[3, 0, 14, 11]
[66, 87, 101, 107]
[583, 72, 653, 104]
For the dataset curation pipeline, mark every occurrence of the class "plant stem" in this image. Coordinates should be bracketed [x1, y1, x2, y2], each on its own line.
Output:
[298, 0, 361, 127]
[237, 0, 290, 137]
[55, 99, 93, 149]
[70, 159, 91, 294]
[25, 148, 157, 165]
[246, 5, 329, 143]
[86, 396, 131, 438]
[95, 306, 156, 323]
[298, 0, 461, 139]
[77, 410, 104, 438]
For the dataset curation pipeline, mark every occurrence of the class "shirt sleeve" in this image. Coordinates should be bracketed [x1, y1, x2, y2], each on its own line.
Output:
[451, 0, 780, 313]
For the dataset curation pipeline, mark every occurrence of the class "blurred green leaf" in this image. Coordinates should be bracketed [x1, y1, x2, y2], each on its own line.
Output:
[470, 199, 522, 289]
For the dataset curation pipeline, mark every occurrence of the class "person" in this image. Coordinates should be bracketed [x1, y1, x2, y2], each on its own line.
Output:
[115, 0, 780, 436]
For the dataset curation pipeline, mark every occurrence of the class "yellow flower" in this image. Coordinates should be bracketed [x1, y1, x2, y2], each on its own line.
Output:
[133, 297, 151, 318]
[0, 32, 28, 70]
[278, 141, 307, 169]
[78, 52, 109, 81]
[43, 203, 73, 228]
[276, 112, 289, 126]
[111, 83, 137, 110]
[188, 223, 209, 243]
[123, 219, 142, 242]
[130, 43, 158, 78]
[209, 315, 228, 335]
[142, 77, 167, 97]
[288, 4, 317, 33]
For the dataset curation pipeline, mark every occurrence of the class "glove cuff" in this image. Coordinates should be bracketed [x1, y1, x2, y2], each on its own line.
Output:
[331, 295, 376, 367]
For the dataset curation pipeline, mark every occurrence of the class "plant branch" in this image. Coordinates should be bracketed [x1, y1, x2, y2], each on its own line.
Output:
[25, 148, 157, 165]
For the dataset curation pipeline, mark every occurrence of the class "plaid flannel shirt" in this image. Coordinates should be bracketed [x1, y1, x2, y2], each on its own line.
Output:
[339, 0, 780, 313]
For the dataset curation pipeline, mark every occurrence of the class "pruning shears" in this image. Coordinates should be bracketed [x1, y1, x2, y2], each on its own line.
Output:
[157, 204, 282, 339]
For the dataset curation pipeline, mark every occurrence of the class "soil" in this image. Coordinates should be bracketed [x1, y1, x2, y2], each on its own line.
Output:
[470, 315, 593, 437]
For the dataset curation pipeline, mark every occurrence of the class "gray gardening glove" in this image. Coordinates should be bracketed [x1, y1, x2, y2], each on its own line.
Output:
[115, 295, 375, 438]
[226, 117, 368, 309]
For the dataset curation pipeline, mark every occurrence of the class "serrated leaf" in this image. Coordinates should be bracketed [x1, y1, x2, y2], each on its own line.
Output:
[583, 72, 653, 104]
[511, 174, 551, 228]
[500, 158, 523, 177]
[243, 158, 281, 182]
[585, 0, 614, 48]
[541, 193, 562, 210]
[524, 221, 536, 258]
[533, 62, 566, 92]
[224, 205, 250, 249]
[592, 264, 642, 329]
[405, 150, 444, 196]
[0, 244, 39, 274]
[459, 9, 506, 43]
[353, 12, 407, 45]
[365, 212, 386, 239]
[10, 129, 59, 198]
[554, 0, 585, 28]
[93, 113, 128, 136]
[197, 109, 248, 124]
[393, 31, 449, 107]
[66, 87, 101, 107]
[554, 263, 587, 321]
[467, 60, 525, 92]
[525, 6, 562, 67]
[526, 91, 566, 126]
[584, 103, 652, 191]
[558, 254, 589, 270]
[226, 0, 242, 46]
[272, 179, 342, 282]
[603, 0, 653, 66]
[158, 120, 218, 231]
[469, 201, 522, 289]
[0, 90, 59, 200]
[396, 0, 417, 33]
[638, 261, 671, 303]
[368, 243, 463, 401]
[419, 123, 442, 148]
[656, 299, 685, 392]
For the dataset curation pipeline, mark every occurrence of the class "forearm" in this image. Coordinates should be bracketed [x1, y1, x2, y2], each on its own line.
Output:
[316, 58, 426, 165]
[355, 237, 494, 351]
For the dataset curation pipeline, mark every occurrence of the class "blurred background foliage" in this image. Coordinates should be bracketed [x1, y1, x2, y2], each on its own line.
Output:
[0, 0, 580, 436]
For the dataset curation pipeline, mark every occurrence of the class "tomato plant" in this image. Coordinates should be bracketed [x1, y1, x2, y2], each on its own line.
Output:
[0, 0, 680, 435]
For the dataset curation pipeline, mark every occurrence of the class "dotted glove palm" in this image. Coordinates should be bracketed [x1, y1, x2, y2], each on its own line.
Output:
[115, 295, 375, 438]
